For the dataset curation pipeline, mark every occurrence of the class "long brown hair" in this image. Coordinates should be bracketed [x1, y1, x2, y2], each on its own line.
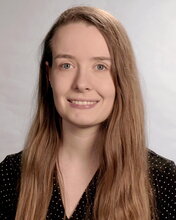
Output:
[15, 6, 157, 220]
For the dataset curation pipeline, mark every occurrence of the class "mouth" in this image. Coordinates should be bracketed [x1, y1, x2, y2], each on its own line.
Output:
[67, 99, 99, 106]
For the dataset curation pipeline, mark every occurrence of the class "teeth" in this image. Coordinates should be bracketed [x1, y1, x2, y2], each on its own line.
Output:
[70, 100, 97, 105]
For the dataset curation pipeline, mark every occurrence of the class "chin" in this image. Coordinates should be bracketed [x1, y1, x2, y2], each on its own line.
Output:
[67, 119, 100, 129]
[73, 122, 98, 128]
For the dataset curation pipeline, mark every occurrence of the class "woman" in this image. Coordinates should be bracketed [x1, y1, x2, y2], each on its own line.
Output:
[0, 6, 176, 220]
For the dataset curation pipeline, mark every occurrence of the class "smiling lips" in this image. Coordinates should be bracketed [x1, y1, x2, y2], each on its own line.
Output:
[68, 99, 99, 109]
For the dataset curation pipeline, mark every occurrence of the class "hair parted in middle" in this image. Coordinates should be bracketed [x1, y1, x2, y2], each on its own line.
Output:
[15, 6, 157, 220]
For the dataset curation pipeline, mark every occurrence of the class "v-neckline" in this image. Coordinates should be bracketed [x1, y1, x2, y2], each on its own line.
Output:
[57, 169, 99, 219]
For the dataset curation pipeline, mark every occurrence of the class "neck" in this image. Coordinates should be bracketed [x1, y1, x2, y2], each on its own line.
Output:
[59, 120, 102, 166]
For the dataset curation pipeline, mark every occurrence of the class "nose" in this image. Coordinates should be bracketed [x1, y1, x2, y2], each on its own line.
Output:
[72, 67, 92, 92]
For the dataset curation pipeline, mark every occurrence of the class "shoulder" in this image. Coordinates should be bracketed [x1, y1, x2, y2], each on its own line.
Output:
[148, 149, 175, 166]
[148, 149, 176, 219]
[148, 149, 176, 182]
[0, 151, 22, 168]
[0, 150, 22, 188]
[0, 151, 22, 181]
[0, 151, 22, 218]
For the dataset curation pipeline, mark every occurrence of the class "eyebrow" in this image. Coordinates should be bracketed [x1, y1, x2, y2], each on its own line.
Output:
[54, 54, 111, 62]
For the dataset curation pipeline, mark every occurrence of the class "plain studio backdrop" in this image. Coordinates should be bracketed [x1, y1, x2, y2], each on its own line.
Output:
[0, 0, 176, 162]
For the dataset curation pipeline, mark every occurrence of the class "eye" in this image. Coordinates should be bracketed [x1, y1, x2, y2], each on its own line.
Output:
[96, 64, 107, 71]
[60, 63, 73, 69]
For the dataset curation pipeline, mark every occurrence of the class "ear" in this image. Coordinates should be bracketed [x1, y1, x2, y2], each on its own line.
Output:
[45, 61, 52, 87]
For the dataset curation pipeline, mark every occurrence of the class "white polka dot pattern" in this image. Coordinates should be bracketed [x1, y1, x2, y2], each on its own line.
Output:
[0, 153, 21, 219]
[148, 150, 176, 219]
[0, 150, 176, 219]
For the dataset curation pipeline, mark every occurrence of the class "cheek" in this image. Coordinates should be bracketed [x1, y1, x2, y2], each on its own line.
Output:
[52, 85, 63, 100]
[102, 79, 116, 100]
[51, 76, 69, 96]
[51, 85, 66, 117]
[51, 82, 66, 112]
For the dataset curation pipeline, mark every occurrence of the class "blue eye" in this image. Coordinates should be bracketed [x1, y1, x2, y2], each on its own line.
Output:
[96, 64, 106, 70]
[61, 63, 72, 69]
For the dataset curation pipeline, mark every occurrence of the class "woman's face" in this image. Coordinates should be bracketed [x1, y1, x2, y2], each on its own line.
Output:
[49, 22, 115, 129]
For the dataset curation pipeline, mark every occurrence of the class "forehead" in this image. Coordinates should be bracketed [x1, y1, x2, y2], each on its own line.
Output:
[51, 22, 110, 58]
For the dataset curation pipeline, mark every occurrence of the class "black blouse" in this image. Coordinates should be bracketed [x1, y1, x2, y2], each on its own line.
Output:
[0, 150, 176, 220]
